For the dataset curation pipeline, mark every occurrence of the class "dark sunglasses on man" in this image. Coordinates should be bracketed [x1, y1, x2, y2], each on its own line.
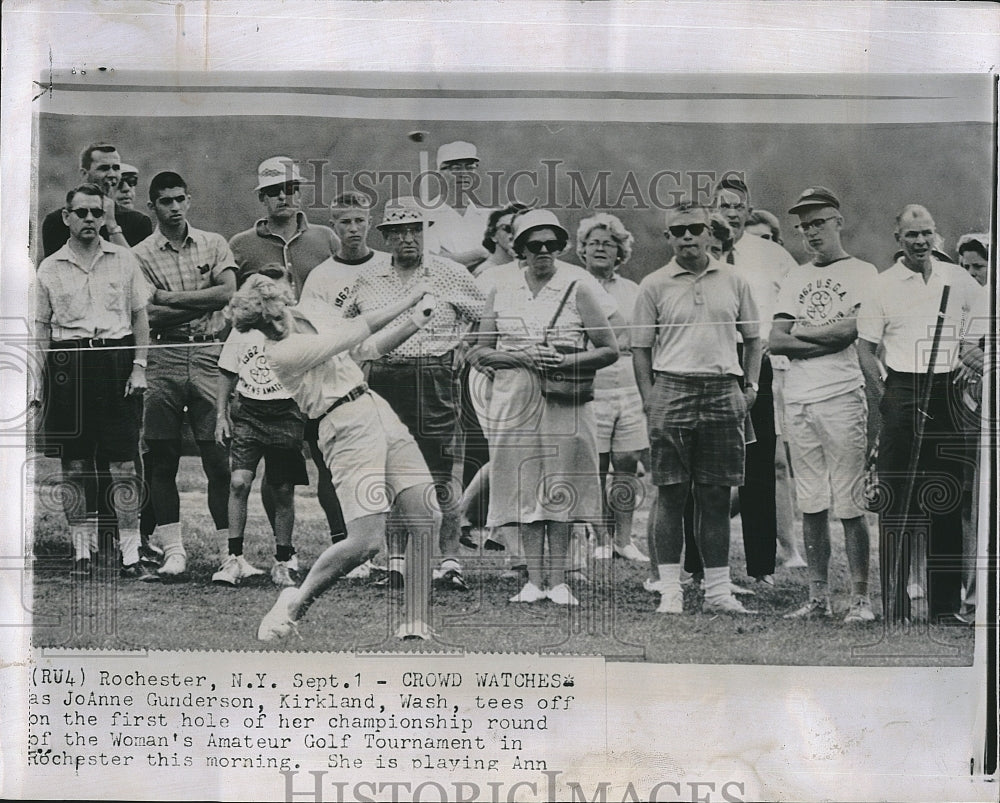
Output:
[261, 182, 300, 198]
[667, 223, 707, 237]
[67, 207, 106, 220]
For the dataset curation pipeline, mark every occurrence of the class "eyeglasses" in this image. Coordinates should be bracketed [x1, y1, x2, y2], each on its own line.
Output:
[261, 182, 300, 198]
[67, 207, 105, 219]
[585, 240, 617, 251]
[795, 216, 838, 233]
[524, 240, 563, 255]
[387, 224, 423, 240]
[667, 223, 707, 238]
[120, 175, 139, 187]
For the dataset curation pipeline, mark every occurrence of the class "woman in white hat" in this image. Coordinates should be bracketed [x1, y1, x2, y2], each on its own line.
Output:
[470, 210, 619, 605]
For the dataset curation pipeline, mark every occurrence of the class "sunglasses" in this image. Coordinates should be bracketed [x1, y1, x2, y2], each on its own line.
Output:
[255, 267, 288, 280]
[795, 216, 837, 234]
[67, 207, 105, 220]
[261, 182, 300, 198]
[667, 223, 707, 238]
[524, 240, 564, 255]
[120, 175, 139, 187]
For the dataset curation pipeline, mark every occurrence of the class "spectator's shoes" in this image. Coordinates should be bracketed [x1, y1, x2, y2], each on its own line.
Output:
[783, 597, 832, 619]
[482, 538, 506, 552]
[614, 542, 648, 562]
[157, 553, 187, 579]
[396, 620, 435, 640]
[459, 527, 477, 549]
[374, 569, 405, 591]
[121, 562, 160, 581]
[730, 582, 755, 596]
[434, 567, 470, 591]
[755, 574, 775, 587]
[843, 596, 875, 623]
[344, 560, 373, 580]
[656, 589, 683, 614]
[270, 560, 299, 587]
[510, 581, 546, 603]
[704, 594, 756, 615]
[139, 543, 164, 568]
[257, 587, 300, 641]
[546, 583, 579, 606]
[237, 555, 266, 579]
[951, 606, 976, 626]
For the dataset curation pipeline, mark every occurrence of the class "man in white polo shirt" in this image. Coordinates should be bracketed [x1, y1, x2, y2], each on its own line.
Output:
[857, 204, 987, 623]
[771, 187, 877, 623]
[425, 140, 493, 271]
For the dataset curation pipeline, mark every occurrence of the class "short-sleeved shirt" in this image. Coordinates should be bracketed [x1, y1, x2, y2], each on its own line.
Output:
[632, 256, 759, 377]
[425, 201, 492, 257]
[41, 204, 153, 258]
[477, 259, 619, 319]
[300, 251, 390, 315]
[592, 271, 640, 391]
[229, 212, 338, 299]
[132, 225, 237, 336]
[344, 254, 485, 358]
[36, 240, 150, 340]
[729, 232, 798, 342]
[857, 258, 989, 374]
[490, 263, 590, 353]
[264, 303, 373, 418]
[774, 256, 878, 404]
[218, 329, 293, 401]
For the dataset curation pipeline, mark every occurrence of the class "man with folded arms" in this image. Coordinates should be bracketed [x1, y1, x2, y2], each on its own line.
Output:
[771, 186, 876, 623]
[33, 183, 150, 578]
[132, 171, 236, 579]
[633, 200, 761, 615]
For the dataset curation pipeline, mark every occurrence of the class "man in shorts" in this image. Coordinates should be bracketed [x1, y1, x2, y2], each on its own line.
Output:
[770, 187, 876, 623]
[224, 275, 441, 641]
[632, 200, 762, 615]
[33, 183, 150, 578]
[132, 171, 236, 579]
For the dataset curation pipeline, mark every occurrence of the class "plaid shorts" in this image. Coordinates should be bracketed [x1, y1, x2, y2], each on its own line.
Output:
[646, 372, 746, 486]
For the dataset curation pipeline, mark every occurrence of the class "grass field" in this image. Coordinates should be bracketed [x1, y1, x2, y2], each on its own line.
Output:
[28, 455, 973, 665]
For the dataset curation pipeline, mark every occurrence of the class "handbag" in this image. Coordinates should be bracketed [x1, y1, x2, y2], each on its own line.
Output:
[538, 281, 596, 404]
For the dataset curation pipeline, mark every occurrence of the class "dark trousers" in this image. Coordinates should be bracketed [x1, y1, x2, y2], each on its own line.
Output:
[738, 355, 778, 578]
[877, 370, 965, 618]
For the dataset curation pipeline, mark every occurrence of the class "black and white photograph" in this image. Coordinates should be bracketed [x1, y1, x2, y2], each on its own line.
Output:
[2, 2, 996, 801]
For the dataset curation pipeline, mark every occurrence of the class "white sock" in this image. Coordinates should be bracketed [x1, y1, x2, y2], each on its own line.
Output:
[71, 525, 89, 560]
[388, 556, 405, 574]
[703, 566, 732, 602]
[119, 529, 140, 566]
[157, 522, 185, 558]
[657, 563, 681, 595]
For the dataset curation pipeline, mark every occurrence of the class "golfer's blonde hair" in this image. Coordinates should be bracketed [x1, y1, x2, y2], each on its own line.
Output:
[225, 273, 295, 333]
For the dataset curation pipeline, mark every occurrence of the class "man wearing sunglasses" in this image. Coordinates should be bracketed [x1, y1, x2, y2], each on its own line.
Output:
[343, 197, 486, 592]
[713, 176, 798, 589]
[131, 171, 237, 580]
[115, 164, 140, 209]
[41, 143, 153, 258]
[770, 187, 877, 623]
[229, 157, 349, 550]
[33, 183, 150, 579]
[633, 201, 762, 616]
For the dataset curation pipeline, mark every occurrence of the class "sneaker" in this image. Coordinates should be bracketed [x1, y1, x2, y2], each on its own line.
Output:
[593, 545, 614, 560]
[344, 560, 373, 580]
[121, 561, 160, 581]
[614, 542, 648, 562]
[158, 553, 187, 578]
[755, 574, 775, 587]
[374, 569, 405, 590]
[952, 606, 976, 626]
[459, 526, 478, 549]
[139, 543, 163, 568]
[704, 594, 756, 615]
[844, 596, 875, 623]
[730, 582, 755, 596]
[271, 560, 299, 587]
[237, 555, 266, 578]
[509, 581, 546, 603]
[257, 587, 300, 641]
[656, 589, 683, 614]
[783, 597, 832, 619]
[644, 578, 667, 594]
[396, 620, 435, 640]
[483, 537, 505, 552]
[436, 568, 470, 591]
[212, 554, 243, 586]
[546, 583, 579, 606]
[70, 557, 93, 580]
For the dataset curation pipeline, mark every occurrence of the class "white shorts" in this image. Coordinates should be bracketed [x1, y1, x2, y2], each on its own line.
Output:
[317, 390, 433, 523]
[784, 387, 867, 519]
[592, 387, 650, 454]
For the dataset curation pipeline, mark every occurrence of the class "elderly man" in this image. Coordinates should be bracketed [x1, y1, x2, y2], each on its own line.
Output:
[424, 140, 492, 271]
[633, 200, 761, 615]
[228, 157, 349, 547]
[857, 205, 987, 623]
[224, 275, 440, 641]
[41, 143, 152, 257]
[33, 183, 150, 578]
[714, 176, 798, 586]
[770, 187, 876, 622]
[132, 171, 236, 579]
[344, 197, 486, 590]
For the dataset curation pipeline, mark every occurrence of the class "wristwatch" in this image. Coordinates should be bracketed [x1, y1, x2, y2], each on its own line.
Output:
[106, 225, 123, 236]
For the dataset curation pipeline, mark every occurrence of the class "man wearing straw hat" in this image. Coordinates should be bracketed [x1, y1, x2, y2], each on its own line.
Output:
[344, 196, 486, 591]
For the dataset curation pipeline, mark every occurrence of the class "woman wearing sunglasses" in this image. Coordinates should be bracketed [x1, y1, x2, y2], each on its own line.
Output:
[470, 209, 618, 605]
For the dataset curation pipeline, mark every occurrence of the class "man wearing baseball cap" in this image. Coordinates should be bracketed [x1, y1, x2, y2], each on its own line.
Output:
[771, 186, 877, 622]
[343, 196, 486, 591]
[115, 164, 140, 209]
[424, 141, 493, 271]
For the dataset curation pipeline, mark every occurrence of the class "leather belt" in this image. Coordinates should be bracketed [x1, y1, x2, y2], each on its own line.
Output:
[377, 350, 454, 366]
[51, 336, 131, 349]
[152, 332, 219, 343]
[322, 384, 368, 417]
